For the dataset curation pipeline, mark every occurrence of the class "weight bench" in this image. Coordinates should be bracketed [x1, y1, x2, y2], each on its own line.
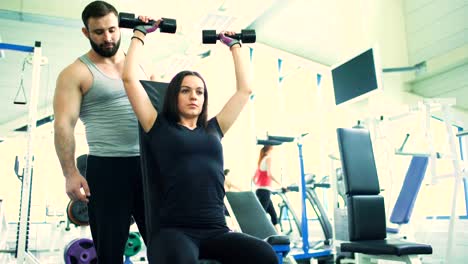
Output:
[224, 191, 292, 264]
[336, 128, 432, 264]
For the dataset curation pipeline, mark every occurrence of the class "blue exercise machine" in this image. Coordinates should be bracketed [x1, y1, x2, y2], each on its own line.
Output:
[258, 135, 333, 263]
[274, 175, 333, 247]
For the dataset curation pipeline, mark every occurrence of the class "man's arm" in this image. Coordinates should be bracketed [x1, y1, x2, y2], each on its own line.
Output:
[53, 64, 90, 202]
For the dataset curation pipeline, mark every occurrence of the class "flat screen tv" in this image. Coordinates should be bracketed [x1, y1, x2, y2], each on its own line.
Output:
[331, 47, 382, 106]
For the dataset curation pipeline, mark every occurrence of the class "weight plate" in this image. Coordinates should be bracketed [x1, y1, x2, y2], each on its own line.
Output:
[67, 200, 89, 226]
[64, 238, 97, 264]
[124, 232, 142, 257]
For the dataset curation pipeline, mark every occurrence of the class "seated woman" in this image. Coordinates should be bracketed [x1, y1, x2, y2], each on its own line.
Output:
[122, 17, 278, 264]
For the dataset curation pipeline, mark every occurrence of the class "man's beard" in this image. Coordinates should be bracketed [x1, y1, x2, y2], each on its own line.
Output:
[89, 37, 121, 57]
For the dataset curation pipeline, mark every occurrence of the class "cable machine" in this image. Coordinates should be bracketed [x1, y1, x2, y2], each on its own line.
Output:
[0, 41, 43, 264]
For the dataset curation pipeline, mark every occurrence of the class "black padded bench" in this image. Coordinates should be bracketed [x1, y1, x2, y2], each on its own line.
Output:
[336, 128, 432, 264]
[225, 191, 292, 264]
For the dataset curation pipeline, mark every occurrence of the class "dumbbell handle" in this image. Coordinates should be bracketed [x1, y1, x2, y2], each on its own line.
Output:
[217, 33, 243, 40]
[119, 13, 148, 27]
[120, 17, 156, 28]
[202, 29, 256, 44]
[118, 12, 176, 33]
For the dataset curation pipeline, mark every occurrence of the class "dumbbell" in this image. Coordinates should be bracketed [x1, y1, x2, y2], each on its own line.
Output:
[118, 12, 177, 34]
[202, 29, 256, 44]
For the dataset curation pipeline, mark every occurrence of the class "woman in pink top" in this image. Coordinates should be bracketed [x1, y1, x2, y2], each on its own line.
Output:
[253, 145, 282, 231]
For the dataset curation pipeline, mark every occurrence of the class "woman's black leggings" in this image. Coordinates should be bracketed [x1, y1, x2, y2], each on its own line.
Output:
[148, 228, 278, 264]
[255, 189, 278, 225]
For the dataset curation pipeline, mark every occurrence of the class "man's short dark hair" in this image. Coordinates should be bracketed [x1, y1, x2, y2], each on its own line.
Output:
[81, 1, 118, 29]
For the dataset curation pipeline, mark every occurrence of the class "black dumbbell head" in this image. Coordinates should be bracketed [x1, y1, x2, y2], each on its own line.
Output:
[202, 30, 218, 44]
[118, 12, 138, 28]
[241, 29, 256, 43]
[160, 18, 177, 33]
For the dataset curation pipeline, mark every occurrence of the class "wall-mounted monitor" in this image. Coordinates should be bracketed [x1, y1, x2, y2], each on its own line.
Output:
[331, 47, 383, 106]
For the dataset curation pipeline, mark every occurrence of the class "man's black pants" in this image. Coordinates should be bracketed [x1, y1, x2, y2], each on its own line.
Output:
[86, 155, 147, 263]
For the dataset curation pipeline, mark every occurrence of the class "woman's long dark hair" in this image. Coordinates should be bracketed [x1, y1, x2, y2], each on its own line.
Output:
[257, 145, 273, 167]
[162, 71, 208, 127]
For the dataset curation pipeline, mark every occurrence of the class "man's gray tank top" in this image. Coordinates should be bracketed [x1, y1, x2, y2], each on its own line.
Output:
[79, 54, 139, 157]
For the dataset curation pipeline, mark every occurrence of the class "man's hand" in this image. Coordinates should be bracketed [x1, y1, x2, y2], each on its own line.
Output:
[66, 171, 91, 203]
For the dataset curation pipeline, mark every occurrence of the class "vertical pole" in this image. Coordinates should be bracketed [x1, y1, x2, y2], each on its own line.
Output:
[316, 74, 325, 175]
[423, 103, 437, 185]
[315, 73, 328, 210]
[277, 58, 284, 114]
[298, 139, 309, 253]
[457, 128, 468, 216]
[442, 104, 462, 264]
[248, 47, 257, 189]
[277, 58, 286, 182]
[464, 177, 468, 216]
[17, 41, 41, 264]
